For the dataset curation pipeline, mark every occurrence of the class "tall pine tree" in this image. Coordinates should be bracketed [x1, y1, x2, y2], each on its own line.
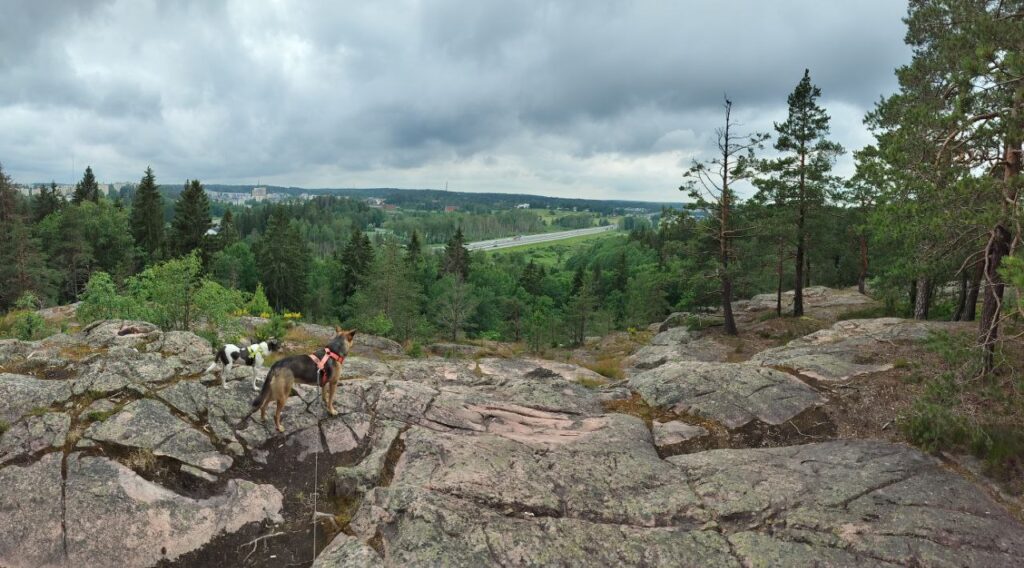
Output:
[682, 96, 767, 334]
[130, 167, 165, 262]
[756, 70, 843, 316]
[170, 179, 211, 257]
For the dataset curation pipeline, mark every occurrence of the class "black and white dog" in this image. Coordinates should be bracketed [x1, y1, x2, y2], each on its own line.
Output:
[206, 339, 282, 390]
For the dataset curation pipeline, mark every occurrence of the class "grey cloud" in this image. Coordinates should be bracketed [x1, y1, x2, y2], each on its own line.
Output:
[0, 1, 910, 201]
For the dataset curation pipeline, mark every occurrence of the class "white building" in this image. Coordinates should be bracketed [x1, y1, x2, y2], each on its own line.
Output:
[252, 187, 268, 201]
[515, 203, 530, 209]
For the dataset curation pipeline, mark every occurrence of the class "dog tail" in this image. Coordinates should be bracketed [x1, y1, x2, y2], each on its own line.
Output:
[205, 361, 217, 373]
[251, 366, 274, 409]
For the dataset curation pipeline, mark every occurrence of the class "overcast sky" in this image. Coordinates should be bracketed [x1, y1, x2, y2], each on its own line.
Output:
[0, 1, 910, 202]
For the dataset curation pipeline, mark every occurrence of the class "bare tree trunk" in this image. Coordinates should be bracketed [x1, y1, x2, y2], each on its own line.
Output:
[721, 275, 737, 335]
[965, 260, 982, 321]
[776, 237, 784, 317]
[857, 234, 868, 294]
[914, 277, 931, 320]
[804, 254, 811, 288]
[952, 271, 968, 321]
[980, 225, 1011, 372]
[794, 154, 806, 317]
[719, 101, 738, 336]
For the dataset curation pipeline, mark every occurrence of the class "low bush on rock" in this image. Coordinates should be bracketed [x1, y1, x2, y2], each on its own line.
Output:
[900, 331, 1024, 484]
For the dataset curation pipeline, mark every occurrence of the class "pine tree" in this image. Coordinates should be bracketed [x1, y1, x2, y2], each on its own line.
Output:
[170, 179, 211, 257]
[683, 97, 768, 334]
[72, 166, 100, 204]
[441, 227, 470, 281]
[33, 182, 64, 223]
[130, 167, 165, 262]
[895, 0, 1024, 370]
[756, 70, 843, 317]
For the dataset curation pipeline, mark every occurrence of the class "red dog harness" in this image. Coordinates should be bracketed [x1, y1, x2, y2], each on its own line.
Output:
[308, 347, 345, 386]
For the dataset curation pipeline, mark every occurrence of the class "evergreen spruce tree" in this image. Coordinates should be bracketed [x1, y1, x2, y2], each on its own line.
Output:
[406, 230, 423, 265]
[129, 167, 165, 262]
[351, 239, 422, 340]
[256, 208, 311, 311]
[339, 227, 374, 302]
[218, 208, 239, 249]
[519, 260, 543, 295]
[72, 166, 100, 204]
[441, 227, 470, 281]
[170, 179, 211, 257]
[33, 182, 64, 223]
[756, 70, 843, 317]
[0, 164, 53, 308]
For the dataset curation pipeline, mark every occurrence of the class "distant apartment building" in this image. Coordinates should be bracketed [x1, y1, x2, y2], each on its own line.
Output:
[515, 203, 530, 209]
[251, 187, 268, 201]
[366, 197, 385, 207]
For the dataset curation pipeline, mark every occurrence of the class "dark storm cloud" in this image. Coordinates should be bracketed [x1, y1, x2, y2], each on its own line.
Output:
[0, 1, 910, 200]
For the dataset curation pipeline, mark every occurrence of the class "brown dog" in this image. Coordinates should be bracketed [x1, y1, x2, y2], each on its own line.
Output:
[251, 328, 355, 432]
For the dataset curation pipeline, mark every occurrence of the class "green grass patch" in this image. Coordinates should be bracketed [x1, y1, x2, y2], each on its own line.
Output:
[488, 231, 624, 266]
[86, 410, 118, 423]
[26, 406, 50, 417]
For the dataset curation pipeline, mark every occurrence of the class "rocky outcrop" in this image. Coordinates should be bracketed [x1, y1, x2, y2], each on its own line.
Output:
[1, 313, 1022, 567]
[629, 361, 825, 430]
[745, 286, 875, 314]
[85, 399, 232, 472]
[750, 318, 963, 382]
[669, 440, 1024, 566]
[624, 327, 733, 375]
[0, 452, 283, 568]
[0, 411, 70, 465]
[0, 373, 73, 423]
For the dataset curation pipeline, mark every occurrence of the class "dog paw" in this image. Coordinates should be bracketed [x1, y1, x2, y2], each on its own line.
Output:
[276, 425, 284, 433]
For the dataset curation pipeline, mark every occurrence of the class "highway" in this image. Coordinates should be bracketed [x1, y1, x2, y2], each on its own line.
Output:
[460, 225, 617, 251]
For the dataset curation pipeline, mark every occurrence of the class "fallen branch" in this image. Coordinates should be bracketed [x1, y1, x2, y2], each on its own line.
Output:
[238, 531, 285, 562]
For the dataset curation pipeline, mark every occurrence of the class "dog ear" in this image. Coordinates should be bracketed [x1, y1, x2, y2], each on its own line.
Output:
[347, 329, 357, 340]
[334, 325, 342, 334]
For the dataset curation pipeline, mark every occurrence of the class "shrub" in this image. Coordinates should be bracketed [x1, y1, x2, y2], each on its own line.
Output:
[247, 284, 272, 317]
[255, 313, 287, 342]
[77, 272, 138, 323]
[899, 330, 1023, 478]
[358, 312, 394, 338]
